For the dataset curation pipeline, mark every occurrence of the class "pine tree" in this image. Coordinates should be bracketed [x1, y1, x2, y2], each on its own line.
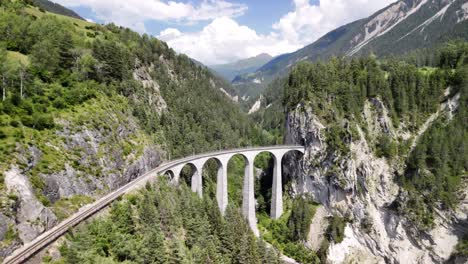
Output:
[139, 226, 166, 264]
[110, 201, 135, 234]
[166, 230, 190, 264]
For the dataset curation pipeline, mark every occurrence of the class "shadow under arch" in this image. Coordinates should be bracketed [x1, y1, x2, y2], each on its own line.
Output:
[280, 149, 305, 193]
[201, 157, 223, 200]
[226, 153, 249, 207]
[253, 151, 277, 216]
[162, 170, 175, 182]
[180, 162, 199, 192]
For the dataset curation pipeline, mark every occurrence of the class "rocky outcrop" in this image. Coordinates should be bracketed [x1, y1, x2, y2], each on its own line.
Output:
[220, 87, 239, 103]
[0, 214, 9, 241]
[284, 95, 466, 263]
[133, 59, 168, 114]
[363, 98, 395, 137]
[248, 95, 263, 115]
[40, 146, 161, 203]
[306, 206, 329, 251]
[5, 167, 57, 244]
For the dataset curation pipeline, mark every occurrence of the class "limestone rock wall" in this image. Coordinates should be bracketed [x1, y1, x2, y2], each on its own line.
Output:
[283, 96, 467, 263]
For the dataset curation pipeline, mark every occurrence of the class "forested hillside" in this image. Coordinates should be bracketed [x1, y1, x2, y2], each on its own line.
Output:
[0, 1, 273, 260]
[0, 0, 466, 263]
[210, 53, 272, 82]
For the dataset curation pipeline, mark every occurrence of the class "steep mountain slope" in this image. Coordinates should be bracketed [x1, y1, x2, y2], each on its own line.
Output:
[0, 1, 272, 260]
[210, 53, 272, 82]
[235, 0, 468, 87]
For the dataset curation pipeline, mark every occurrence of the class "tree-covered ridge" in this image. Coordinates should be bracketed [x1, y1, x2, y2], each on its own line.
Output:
[58, 179, 280, 264]
[282, 42, 468, 228]
[26, 0, 84, 20]
[283, 55, 448, 129]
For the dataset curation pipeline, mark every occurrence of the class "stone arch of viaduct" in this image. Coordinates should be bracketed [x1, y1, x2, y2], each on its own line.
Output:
[161, 146, 304, 236]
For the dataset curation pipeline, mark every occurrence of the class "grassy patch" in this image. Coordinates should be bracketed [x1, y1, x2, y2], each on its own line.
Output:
[52, 195, 95, 221]
[418, 67, 437, 76]
[25, 6, 94, 35]
[326, 215, 348, 243]
[6, 51, 29, 66]
[0, 225, 18, 247]
[456, 237, 468, 257]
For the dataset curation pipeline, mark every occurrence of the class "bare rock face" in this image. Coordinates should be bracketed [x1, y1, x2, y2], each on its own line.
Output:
[283, 97, 465, 263]
[306, 206, 329, 251]
[133, 58, 168, 114]
[0, 213, 12, 241]
[5, 167, 58, 243]
[347, 0, 427, 56]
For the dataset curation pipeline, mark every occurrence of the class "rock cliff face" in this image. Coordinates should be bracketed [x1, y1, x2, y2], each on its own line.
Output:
[133, 59, 168, 114]
[284, 94, 467, 263]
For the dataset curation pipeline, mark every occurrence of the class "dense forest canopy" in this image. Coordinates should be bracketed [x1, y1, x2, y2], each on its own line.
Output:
[59, 179, 281, 264]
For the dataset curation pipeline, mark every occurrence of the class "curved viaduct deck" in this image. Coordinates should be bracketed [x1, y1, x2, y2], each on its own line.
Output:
[4, 145, 304, 264]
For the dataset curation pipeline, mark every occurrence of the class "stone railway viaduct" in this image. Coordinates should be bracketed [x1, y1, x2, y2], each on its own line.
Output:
[4, 145, 304, 264]
[162, 145, 304, 235]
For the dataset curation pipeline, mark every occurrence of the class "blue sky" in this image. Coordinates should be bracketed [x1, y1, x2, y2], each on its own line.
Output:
[53, 0, 395, 65]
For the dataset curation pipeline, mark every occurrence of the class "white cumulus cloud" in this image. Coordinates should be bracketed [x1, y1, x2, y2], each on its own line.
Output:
[273, 0, 396, 46]
[161, 0, 396, 65]
[159, 17, 301, 65]
[52, 0, 247, 32]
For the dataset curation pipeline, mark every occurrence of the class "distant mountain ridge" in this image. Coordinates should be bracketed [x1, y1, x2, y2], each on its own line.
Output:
[235, 0, 468, 86]
[210, 53, 272, 82]
[29, 0, 84, 20]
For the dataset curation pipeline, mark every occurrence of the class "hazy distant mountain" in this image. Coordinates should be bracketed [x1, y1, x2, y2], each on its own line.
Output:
[210, 53, 272, 82]
[235, 0, 468, 86]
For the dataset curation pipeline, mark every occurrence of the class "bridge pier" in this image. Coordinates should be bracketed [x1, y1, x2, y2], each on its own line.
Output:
[271, 153, 284, 220]
[242, 155, 259, 236]
[190, 170, 202, 198]
[191, 162, 204, 198]
[169, 165, 183, 185]
[216, 157, 229, 215]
